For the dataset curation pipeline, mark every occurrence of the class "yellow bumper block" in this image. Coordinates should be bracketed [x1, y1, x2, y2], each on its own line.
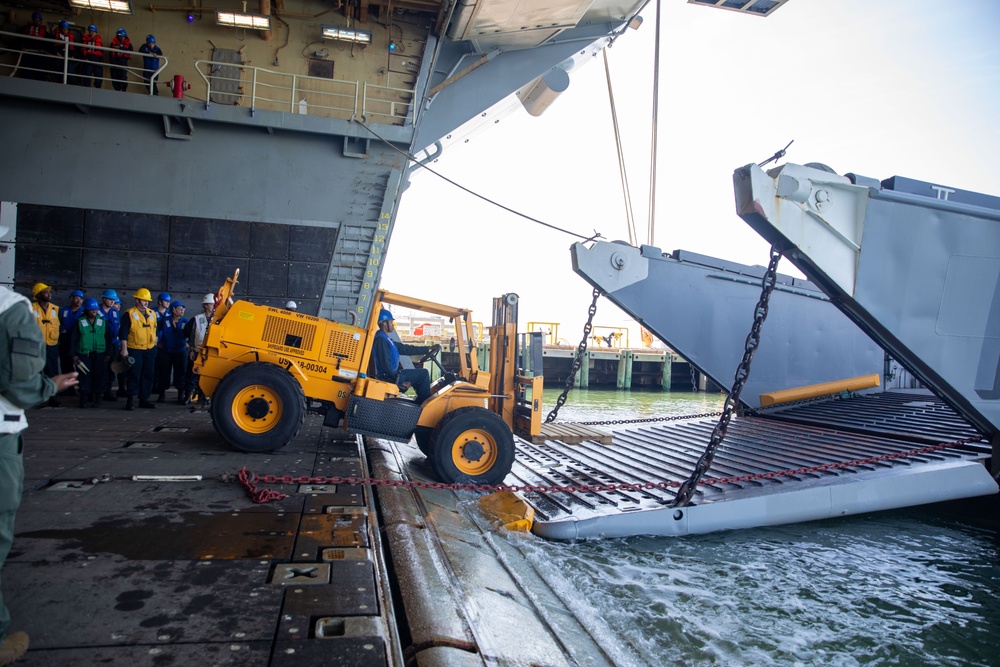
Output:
[478, 491, 534, 533]
[760, 373, 881, 407]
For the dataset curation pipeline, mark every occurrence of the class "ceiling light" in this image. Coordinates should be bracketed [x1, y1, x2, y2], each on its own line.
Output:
[68, 0, 133, 14]
[216, 10, 271, 30]
[321, 25, 372, 45]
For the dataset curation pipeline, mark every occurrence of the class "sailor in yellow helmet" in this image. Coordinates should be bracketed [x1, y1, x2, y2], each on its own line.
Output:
[118, 288, 159, 411]
[29, 283, 62, 406]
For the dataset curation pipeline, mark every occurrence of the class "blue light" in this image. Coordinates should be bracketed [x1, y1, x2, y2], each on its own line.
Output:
[389, 41, 396, 51]
[187, 13, 194, 22]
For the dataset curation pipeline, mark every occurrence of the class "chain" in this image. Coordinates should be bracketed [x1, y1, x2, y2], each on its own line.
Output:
[672, 247, 783, 508]
[690, 365, 699, 391]
[545, 287, 600, 424]
[571, 411, 722, 426]
[233, 433, 984, 503]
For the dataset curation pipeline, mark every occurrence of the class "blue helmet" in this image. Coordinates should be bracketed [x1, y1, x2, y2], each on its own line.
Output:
[146, 34, 155, 44]
[157, 292, 171, 302]
[116, 28, 126, 37]
[70, 289, 85, 298]
[101, 288, 119, 300]
[83, 298, 100, 311]
[59, 20, 69, 29]
[87, 24, 97, 32]
[32, 12, 42, 20]
[170, 301, 185, 311]
[377, 309, 394, 323]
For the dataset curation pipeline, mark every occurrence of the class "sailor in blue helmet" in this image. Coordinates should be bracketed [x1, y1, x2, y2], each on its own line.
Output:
[371, 309, 440, 404]
[59, 289, 86, 387]
[70, 297, 112, 408]
[98, 289, 122, 400]
[138, 33, 163, 95]
[108, 27, 132, 91]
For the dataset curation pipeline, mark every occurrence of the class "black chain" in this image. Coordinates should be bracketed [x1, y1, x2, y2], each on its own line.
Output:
[545, 287, 600, 424]
[571, 411, 723, 426]
[672, 247, 782, 507]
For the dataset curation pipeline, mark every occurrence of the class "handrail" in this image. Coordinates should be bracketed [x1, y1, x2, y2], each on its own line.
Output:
[0, 30, 168, 95]
[193, 59, 411, 125]
[1, 29, 414, 125]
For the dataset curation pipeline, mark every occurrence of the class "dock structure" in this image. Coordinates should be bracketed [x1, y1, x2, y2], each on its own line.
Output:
[431, 343, 697, 391]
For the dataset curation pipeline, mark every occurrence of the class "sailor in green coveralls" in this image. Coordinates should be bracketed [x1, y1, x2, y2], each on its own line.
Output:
[0, 224, 78, 665]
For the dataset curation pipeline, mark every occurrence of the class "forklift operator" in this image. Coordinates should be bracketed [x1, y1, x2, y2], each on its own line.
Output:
[372, 309, 440, 404]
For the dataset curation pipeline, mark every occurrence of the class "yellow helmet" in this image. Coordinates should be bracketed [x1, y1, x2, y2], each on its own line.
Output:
[132, 288, 153, 301]
[32, 282, 51, 297]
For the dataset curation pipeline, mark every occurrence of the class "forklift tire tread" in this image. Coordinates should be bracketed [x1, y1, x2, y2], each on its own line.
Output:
[210, 362, 306, 453]
[429, 406, 515, 485]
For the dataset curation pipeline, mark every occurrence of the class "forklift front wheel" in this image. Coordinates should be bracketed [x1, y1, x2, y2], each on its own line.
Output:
[430, 406, 514, 485]
[211, 362, 306, 453]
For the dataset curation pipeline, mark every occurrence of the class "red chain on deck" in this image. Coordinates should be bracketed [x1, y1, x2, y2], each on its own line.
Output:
[234, 434, 983, 503]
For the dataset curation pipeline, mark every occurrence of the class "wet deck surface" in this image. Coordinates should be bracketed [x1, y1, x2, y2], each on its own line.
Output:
[7, 393, 394, 667]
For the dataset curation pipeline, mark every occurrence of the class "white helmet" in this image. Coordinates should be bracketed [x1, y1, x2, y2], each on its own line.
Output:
[285, 300, 297, 310]
[202, 293, 215, 305]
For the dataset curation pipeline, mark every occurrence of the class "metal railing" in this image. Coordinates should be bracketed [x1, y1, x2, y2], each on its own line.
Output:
[1, 30, 415, 125]
[193, 59, 413, 125]
[1, 30, 167, 95]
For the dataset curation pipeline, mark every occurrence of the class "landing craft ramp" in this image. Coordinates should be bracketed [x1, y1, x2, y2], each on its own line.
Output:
[542, 164, 1000, 537]
[515, 393, 994, 539]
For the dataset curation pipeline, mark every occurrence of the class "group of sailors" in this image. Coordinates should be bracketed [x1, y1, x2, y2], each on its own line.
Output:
[29, 283, 215, 410]
[17, 12, 164, 93]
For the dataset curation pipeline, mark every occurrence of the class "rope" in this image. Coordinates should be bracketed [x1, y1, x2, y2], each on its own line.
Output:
[356, 120, 603, 242]
[603, 49, 638, 246]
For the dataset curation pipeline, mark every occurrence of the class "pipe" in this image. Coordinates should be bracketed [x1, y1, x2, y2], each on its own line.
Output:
[259, 0, 272, 41]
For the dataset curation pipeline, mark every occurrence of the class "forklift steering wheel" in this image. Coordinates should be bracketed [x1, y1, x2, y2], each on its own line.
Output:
[418, 345, 441, 364]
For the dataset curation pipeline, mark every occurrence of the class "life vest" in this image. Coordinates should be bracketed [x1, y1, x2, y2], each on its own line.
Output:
[31, 301, 60, 346]
[75, 315, 107, 355]
[82, 33, 103, 59]
[190, 313, 210, 350]
[373, 329, 399, 381]
[0, 288, 33, 434]
[125, 306, 157, 350]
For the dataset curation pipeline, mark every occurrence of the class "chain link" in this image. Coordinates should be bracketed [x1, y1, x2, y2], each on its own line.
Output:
[545, 287, 600, 424]
[672, 247, 783, 508]
[571, 411, 722, 426]
[233, 433, 984, 503]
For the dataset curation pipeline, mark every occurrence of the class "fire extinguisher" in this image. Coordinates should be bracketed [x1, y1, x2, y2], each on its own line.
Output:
[167, 74, 191, 100]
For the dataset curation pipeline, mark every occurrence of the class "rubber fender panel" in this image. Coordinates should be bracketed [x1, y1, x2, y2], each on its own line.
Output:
[430, 406, 515, 485]
[211, 361, 306, 453]
[347, 394, 422, 443]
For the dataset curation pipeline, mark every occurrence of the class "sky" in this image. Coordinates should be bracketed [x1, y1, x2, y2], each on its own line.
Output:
[380, 0, 1000, 346]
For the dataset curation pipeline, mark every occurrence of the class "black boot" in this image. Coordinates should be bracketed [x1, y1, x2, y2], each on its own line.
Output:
[79, 395, 87, 408]
[178, 391, 188, 405]
[157, 392, 166, 403]
[93, 393, 102, 408]
[103, 391, 118, 402]
[125, 397, 135, 411]
[139, 400, 157, 409]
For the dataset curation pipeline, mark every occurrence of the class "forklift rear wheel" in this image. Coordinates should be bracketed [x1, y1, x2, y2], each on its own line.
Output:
[211, 362, 306, 453]
[429, 406, 514, 485]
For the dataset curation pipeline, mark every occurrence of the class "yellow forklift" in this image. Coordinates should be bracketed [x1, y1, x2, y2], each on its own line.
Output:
[193, 270, 542, 485]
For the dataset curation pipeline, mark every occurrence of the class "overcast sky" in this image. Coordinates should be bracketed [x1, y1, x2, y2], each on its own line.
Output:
[381, 0, 1000, 346]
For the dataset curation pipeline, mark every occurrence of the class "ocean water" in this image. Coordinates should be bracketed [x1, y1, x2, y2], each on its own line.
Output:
[513, 388, 1000, 666]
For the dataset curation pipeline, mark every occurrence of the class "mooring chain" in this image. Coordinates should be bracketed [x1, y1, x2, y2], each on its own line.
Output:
[233, 432, 984, 504]
[672, 247, 783, 508]
[545, 287, 601, 424]
[570, 411, 722, 426]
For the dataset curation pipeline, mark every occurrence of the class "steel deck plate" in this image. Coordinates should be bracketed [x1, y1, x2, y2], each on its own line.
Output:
[515, 393, 994, 538]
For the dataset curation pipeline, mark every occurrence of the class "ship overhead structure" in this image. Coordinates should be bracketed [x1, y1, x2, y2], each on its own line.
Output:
[0, 0, 649, 322]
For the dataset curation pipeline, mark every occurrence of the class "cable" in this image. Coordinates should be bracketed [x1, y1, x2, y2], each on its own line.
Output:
[603, 49, 638, 246]
[357, 121, 604, 242]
